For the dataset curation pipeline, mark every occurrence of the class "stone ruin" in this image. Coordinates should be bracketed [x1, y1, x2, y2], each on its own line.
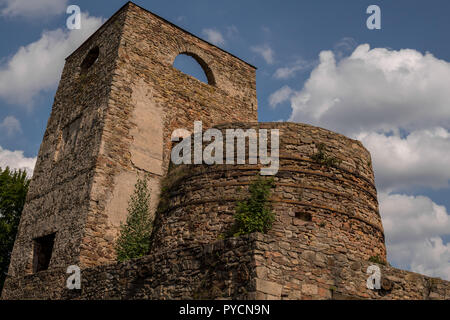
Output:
[2, 2, 449, 300]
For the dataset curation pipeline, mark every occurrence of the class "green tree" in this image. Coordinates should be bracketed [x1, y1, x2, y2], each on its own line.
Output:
[0, 167, 30, 291]
[228, 176, 275, 237]
[115, 175, 153, 262]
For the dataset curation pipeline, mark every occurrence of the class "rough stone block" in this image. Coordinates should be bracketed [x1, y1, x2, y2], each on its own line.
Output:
[256, 279, 282, 297]
[301, 283, 318, 296]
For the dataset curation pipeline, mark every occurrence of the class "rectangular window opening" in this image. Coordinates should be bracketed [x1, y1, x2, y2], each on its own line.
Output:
[33, 233, 56, 273]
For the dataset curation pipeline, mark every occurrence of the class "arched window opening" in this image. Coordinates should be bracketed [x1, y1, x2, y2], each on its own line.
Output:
[80, 46, 99, 74]
[173, 52, 215, 86]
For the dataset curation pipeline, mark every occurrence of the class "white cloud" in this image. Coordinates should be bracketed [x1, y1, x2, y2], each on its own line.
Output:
[0, 12, 103, 107]
[0, 146, 36, 176]
[380, 192, 450, 280]
[202, 28, 225, 46]
[251, 44, 275, 65]
[0, 0, 68, 18]
[278, 44, 450, 279]
[409, 238, 450, 281]
[357, 128, 450, 192]
[269, 85, 294, 108]
[273, 58, 313, 80]
[333, 37, 357, 60]
[285, 44, 450, 136]
[282, 45, 450, 192]
[0, 115, 21, 136]
[380, 193, 450, 243]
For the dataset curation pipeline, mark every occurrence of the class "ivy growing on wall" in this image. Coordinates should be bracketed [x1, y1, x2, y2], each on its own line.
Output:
[227, 176, 275, 238]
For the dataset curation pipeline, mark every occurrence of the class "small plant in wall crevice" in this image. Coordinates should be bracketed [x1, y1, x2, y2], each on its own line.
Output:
[226, 176, 275, 238]
[368, 254, 387, 266]
[311, 143, 342, 167]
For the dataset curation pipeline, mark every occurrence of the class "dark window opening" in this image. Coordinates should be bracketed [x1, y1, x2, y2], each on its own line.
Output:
[80, 46, 99, 74]
[295, 212, 312, 222]
[33, 233, 56, 273]
[173, 52, 216, 86]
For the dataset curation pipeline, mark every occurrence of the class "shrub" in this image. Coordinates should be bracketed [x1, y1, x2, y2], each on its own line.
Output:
[228, 176, 275, 238]
[115, 175, 153, 262]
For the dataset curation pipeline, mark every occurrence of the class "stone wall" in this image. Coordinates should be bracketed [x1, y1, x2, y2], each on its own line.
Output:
[252, 233, 449, 300]
[6, 5, 128, 277]
[5, 0, 258, 285]
[80, 2, 258, 268]
[151, 122, 386, 263]
[2, 233, 449, 300]
[2, 235, 258, 300]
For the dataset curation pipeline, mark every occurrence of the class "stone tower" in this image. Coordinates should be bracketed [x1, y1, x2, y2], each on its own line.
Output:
[6, 1, 257, 278]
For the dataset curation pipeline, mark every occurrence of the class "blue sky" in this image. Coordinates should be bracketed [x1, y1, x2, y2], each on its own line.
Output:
[0, 0, 449, 280]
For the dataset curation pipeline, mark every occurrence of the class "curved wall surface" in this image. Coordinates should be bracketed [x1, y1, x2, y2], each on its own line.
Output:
[151, 122, 386, 262]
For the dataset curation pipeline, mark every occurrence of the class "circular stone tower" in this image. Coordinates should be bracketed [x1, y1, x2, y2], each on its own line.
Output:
[151, 122, 386, 262]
